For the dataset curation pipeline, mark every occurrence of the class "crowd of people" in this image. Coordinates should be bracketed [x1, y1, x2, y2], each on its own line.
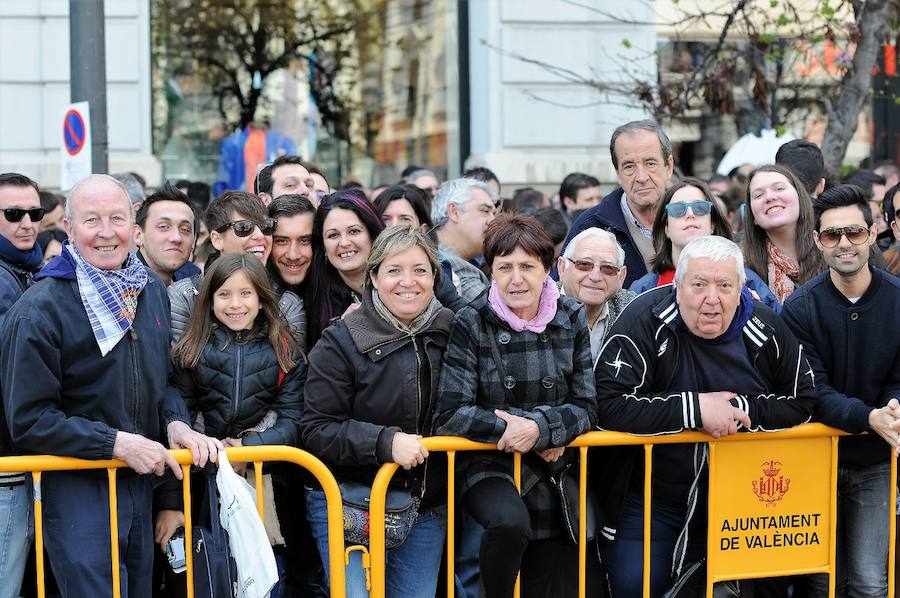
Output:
[0, 118, 898, 598]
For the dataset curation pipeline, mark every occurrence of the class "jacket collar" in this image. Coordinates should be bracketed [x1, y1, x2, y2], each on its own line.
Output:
[822, 265, 883, 306]
[344, 289, 454, 357]
[34, 242, 77, 281]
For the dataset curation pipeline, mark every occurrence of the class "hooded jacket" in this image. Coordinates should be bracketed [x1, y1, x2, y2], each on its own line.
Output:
[0, 249, 188, 460]
[591, 285, 816, 570]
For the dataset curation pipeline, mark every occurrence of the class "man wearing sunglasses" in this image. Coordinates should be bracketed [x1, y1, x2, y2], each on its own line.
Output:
[168, 190, 304, 347]
[0, 172, 45, 597]
[782, 185, 900, 597]
[558, 227, 636, 365]
[884, 184, 900, 276]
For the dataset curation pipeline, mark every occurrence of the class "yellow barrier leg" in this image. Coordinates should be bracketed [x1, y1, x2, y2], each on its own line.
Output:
[33, 472, 44, 598]
[107, 468, 121, 598]
[514, 452, 521, 598]
[578, 447, 587, 598]
[447, 451, 456, 598]
[890, 452, 897, 598]
[254, 461, 265, 519]
[828, 437, 838, 598]
[643, 445, 652, 598]
[182, 465, 194, 598]
[706, 444, 716, 598]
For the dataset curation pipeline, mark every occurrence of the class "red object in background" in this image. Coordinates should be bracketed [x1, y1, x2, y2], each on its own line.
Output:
[885, 45, 896, 77]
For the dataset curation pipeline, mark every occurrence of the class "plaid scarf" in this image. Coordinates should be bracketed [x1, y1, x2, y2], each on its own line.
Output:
[66, 244, 148, 356]
[766, 239, 800, 304]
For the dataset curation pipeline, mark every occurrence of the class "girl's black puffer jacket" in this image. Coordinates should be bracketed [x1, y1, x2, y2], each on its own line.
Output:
[169, 325, 304, 446]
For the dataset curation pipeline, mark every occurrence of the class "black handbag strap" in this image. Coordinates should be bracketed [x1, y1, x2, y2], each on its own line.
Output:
[201, 462, 228, 545]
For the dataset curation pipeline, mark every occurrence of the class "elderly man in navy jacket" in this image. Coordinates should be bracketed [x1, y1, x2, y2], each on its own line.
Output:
[783, 185, 900, 597]
[0, 175, 220, 598]
[559, 120, 675, 288]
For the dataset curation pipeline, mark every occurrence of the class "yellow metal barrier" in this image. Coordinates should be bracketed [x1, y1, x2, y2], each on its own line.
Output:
[0, 445, 347, 598]
[368, 424, 897, 598]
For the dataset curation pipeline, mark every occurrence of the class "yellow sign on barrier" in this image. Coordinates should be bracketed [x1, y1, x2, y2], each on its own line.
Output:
[708, 436, 834, 582]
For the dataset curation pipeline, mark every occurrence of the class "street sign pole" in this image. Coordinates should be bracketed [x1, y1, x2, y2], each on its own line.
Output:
[69, 0, 108, 174]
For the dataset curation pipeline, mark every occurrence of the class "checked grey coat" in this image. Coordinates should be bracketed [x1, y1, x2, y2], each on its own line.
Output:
[434, 290, 598, 539]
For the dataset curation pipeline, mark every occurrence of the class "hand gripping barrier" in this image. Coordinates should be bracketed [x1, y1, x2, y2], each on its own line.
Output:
[0, 445, 347, 598]
[367, 424, 898, 598]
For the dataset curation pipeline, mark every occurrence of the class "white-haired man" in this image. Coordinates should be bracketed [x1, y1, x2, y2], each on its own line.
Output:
[592, 236, 817, 596]
[558, 227, 636, 364]
[0, 174, 220, 597]
[432, 177, 497, 302]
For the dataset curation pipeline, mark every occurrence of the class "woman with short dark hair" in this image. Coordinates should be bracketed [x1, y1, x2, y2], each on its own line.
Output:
[434, 214, 598, 598]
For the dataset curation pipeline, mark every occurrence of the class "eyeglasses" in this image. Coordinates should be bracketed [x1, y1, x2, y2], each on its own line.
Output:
[664, 200, 713, 218]
[215, 218, 276, 237]
[815, 226, 870, 248]
[2, 207, 45, 223]
[566, 257, 622, 276]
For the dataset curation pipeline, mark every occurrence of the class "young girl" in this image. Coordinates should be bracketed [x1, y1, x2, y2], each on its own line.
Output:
[170, 252, 304, 452]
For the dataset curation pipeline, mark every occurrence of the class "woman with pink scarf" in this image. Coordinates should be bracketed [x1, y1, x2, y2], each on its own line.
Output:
[434, 215, 598, 598]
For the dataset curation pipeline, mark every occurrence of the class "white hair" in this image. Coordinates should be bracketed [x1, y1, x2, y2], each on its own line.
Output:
[562, 227, 625, 266]
[675, 236, 746, 286]
[431, 177, 498, 228]
[405, 169, 438, 185]
[66, 174, 133, 221]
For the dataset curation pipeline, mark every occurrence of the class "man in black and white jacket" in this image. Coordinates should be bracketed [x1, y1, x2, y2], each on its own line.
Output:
[592, 236, 816, 596]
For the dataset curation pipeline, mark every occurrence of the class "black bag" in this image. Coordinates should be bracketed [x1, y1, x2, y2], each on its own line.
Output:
[339, 481, 420, 550]
[486, 326, 598, 545]
[663, 560, 740, 598]
[547, 460, 599, 544]
[191, 464, 238, 598]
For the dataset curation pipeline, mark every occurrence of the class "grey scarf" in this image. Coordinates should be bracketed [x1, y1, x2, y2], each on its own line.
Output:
[371, 289, 441, 336]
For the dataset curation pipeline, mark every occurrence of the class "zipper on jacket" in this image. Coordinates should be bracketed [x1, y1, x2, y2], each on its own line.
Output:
[128, 328, 140, 433]
[230, 343, 243, 430]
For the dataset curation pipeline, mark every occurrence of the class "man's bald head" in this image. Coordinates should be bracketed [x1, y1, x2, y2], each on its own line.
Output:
[66, 175, 133, 223]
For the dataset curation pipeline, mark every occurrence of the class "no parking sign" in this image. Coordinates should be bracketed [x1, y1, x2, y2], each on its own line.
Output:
[60, 102, 92, 190]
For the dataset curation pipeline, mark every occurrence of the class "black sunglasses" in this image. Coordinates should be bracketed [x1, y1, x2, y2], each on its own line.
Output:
[215, 218, 276, 237]
[2, 207, 45, 223]
[815, 226, 870, 248]
[565, 257, 622, 276]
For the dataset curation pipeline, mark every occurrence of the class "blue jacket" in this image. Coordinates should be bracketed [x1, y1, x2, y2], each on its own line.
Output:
[559, 187, 648, 288]
[782, 268, 900, 467]
[0, 250, 188, 460]
[629, 268, 782, 314]
[214, 128, 297, 195]
[0, 257, 39, 458]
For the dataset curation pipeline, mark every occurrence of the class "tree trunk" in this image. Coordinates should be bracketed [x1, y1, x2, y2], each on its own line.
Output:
[821, 0, 892, 172]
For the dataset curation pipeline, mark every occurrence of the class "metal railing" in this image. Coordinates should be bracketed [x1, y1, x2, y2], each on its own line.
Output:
[367, 424, 898, 598]
[0, 445, 347, 598]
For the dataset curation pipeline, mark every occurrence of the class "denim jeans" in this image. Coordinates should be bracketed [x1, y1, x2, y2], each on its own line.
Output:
[0, 478, 33, 598]
[453, 511, 484, 598]
[306, 488, 447, 598]
[807, 460, 891, 598]
[600, 493, 705, 598]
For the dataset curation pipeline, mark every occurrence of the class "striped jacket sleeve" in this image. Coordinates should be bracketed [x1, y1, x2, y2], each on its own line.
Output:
[593, 321, 702, 435]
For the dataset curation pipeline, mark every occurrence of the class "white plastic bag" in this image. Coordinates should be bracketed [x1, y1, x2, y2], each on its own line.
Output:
[216, 451, 279, 598]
